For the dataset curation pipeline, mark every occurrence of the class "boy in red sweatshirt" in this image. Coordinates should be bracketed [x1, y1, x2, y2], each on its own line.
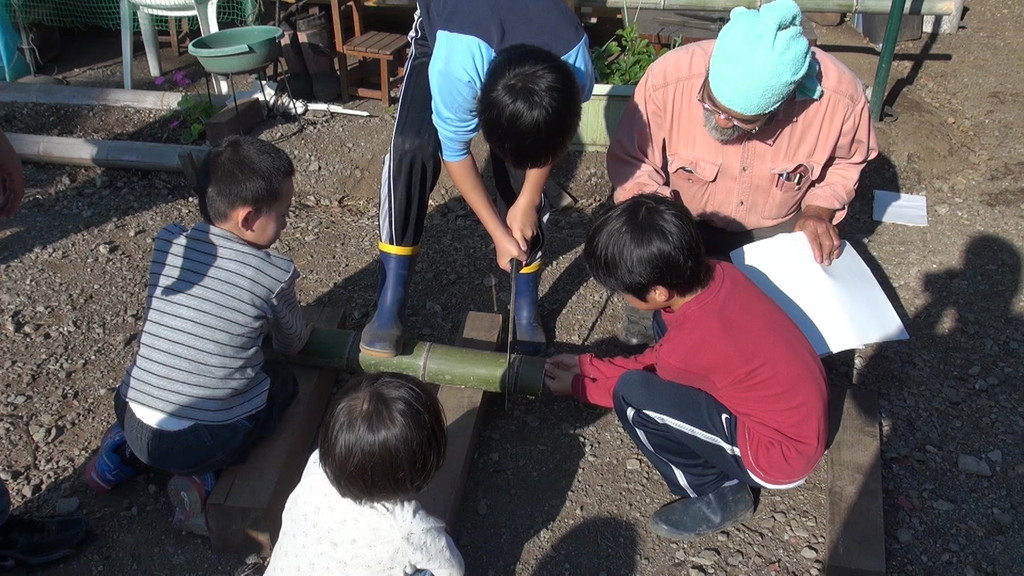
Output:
[545, 194, 828, 540]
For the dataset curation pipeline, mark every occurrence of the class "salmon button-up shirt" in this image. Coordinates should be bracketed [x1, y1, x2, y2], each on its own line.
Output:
[608, 40, 878, 232]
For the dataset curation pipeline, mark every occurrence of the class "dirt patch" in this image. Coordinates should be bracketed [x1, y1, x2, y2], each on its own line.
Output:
[2, 3, 1024, 575]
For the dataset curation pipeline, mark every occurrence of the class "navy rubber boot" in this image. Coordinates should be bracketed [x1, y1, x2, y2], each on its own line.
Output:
[360, 247, 416, 358]
[513, 265, 547, 356]
[649, 482, 755, 541]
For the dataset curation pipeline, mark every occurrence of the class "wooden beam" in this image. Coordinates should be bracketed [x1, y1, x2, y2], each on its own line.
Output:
[0, 81, 229, 110]
[826, 388, 886, 576]
[206, 306, 345, 554]
[418, 311, 500, 530]
[8, 133, 208, 172]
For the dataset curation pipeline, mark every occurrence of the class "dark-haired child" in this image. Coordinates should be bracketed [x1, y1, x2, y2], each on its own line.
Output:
[83, 136, 309, 536]
[545, 194, 828, 540]
[266, 373, 463, 575]
[360, 0, 594, 359]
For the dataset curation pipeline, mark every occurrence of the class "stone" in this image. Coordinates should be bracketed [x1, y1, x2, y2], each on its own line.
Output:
[957, 454, 993, 477]
[800, 546, 818, 559]
[625, 458, 641, 470]
[897, 527, 914, 544]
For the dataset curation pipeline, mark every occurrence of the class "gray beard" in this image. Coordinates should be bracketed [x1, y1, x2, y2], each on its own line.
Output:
[702, 109, 749, 143]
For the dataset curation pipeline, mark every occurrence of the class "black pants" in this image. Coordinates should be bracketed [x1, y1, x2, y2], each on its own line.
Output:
[378, 11, 546, 264]
[697, 217, 798, 262]
[613, 370, 758, 498]
[115, 360, 298, 475]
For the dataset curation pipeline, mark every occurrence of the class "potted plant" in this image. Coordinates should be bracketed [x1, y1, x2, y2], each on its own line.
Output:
[573, 16, 673, 151]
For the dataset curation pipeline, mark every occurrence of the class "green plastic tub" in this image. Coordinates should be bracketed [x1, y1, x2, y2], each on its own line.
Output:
[188, 26, 284, 75]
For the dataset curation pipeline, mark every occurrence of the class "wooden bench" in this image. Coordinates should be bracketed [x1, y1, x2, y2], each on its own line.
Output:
[825, 387, 886, 576]
[207, 306, 344, 554]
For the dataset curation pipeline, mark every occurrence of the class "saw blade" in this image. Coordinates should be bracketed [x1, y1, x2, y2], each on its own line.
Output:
[506, 258, 521, 409]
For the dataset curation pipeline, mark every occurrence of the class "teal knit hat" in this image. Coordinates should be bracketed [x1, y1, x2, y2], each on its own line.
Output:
[708, 0, 822, 116]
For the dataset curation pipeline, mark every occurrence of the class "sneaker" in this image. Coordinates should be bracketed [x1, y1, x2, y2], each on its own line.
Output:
[83, 423, 140, 493]
[649, 482, 755, 541]
[0, 514, 87, 567]
[168, 472, 216, 537]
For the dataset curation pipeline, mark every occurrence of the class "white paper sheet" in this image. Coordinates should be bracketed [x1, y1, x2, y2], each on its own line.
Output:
[873, 189, 929, 226]
[730, 233, 909, 356]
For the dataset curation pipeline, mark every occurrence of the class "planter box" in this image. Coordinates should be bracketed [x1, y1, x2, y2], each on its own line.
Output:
[570, 83, 635, 152]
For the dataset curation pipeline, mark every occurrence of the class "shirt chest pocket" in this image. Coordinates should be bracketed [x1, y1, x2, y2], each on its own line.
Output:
[764, 161, 820, 220]
[668, 154, 721, 206]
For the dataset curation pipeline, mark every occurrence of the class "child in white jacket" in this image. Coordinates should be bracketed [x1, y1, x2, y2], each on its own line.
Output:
[266, 372, 463, 576]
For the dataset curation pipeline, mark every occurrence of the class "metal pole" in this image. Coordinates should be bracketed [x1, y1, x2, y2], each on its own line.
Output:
[575, 0, 953, 15]
[287, 327, 547, 396]
[869, 0, 908, 121]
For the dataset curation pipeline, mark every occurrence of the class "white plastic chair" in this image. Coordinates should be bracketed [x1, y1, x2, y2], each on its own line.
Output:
[120, 0, 219, 89]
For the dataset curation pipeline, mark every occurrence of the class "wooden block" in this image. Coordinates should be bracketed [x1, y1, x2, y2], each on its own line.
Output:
[204, 98, 266, 146]
[207, 306, 343, 554]
[418, 311, 501, 529]
[826, 388, 886, 576]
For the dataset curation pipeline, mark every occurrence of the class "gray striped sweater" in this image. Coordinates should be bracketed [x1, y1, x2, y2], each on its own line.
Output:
[120, 222, 308, 424]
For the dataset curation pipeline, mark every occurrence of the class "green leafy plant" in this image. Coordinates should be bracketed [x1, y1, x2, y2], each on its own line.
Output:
[592, 23, 661, 86]
[172, 94, 218, 144]
[157, 71, 218, 144]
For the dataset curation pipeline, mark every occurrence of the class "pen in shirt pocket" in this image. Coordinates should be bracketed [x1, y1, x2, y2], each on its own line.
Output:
[781, 164, 811, 186]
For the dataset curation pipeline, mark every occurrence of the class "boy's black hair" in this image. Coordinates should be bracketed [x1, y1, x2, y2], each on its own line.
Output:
[479, 44, 582, 170]
[195, 135, 295, 224]
[584, 194, 713, 300]
[318, 372, 447, 503]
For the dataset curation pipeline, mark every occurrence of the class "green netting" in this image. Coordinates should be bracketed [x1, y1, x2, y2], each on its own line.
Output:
[0, 0, 260, 32]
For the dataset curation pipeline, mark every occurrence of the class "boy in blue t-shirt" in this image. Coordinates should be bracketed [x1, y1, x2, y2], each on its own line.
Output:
[359, 0, 595, 359]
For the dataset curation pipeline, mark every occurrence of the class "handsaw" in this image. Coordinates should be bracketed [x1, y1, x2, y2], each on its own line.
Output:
[506, 258, 522, 409]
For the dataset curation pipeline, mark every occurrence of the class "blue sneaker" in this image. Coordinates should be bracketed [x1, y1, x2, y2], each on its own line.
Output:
[83, 424, 140, 493]
[168, 472, 217, 537]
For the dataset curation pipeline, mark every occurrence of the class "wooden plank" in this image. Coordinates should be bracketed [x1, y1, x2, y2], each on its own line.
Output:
[377, 34, 409, 55]
[207, 306, 344, 554]
[418, 311, 501, 530]
[0, 81, 229, 110]
[826, 388, 886, 576]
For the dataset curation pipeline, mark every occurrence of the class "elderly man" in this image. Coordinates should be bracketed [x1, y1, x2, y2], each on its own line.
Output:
[607, 0, 877, 344]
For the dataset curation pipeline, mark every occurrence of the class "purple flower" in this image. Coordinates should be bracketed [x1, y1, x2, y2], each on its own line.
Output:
[154, 76, 166, 86]
[170, 119, 181, 128]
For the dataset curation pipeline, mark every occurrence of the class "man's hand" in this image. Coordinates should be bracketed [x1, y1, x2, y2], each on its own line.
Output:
[0, 132, 25, 218]
[794, 205, 842, 266]
[544, 353, 580, 396]
[506, 196, 540, 253]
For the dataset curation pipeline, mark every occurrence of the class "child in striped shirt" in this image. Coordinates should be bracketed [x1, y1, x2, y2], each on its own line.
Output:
[83, 136, 310, 536]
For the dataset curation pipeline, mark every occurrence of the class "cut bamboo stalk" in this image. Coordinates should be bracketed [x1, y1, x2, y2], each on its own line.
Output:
[285, 326, 546, 396]
[8, 133, 208, 172]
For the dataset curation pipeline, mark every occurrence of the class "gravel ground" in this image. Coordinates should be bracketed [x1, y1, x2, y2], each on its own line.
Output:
[1, 0, 1022, 574]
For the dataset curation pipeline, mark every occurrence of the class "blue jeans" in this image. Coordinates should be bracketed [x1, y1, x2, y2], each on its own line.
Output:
[115, 360, 298, 475]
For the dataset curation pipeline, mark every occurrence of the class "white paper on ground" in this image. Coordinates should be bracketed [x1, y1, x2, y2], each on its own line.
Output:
[873, 189, 929, 226]
[730, 233, 909, 356]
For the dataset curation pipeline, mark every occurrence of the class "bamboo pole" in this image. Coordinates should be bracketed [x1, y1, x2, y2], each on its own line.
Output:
[8, 133, 208, 172]
[575, 0, 954, 15]
[288, 326, 547, 396]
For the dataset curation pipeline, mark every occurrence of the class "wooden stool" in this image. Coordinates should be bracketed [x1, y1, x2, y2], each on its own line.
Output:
[341, 29, 408, 107]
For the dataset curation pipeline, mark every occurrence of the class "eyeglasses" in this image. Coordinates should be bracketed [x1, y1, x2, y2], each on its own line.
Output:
[697, 76, 770, 134]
